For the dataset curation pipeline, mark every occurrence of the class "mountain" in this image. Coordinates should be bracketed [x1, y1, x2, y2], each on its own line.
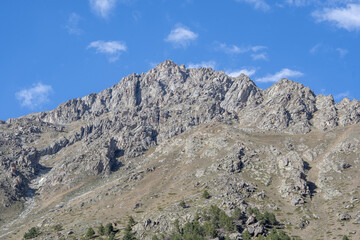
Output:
[0, 60, 359, 239]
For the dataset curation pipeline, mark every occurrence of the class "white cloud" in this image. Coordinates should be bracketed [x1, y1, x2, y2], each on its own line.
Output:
[251, 53, 268, 60]
[65, 13, 83, 35]
[336, 48, 348, 57]
[187, 61, 216, 69]
[165, 26, 198, 48]
[236, 0, 270, 11]
[87, 40, 127, 62]
[310, 43, 348, 57]
[312, 3, 360, 31]
[310, 43, 322, 54]
[334, 91, 350, 100]
[227, 68, 256, 77]
[217, 43, 267, 55]
[256, 68, 304, 83]
[89, 0, 116, 19]
[284, 0, 312, 7]
[16, 83, 53, 109]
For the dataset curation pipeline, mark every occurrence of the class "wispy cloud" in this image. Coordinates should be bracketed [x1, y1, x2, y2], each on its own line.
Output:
[310, 43, 348, 58]
[334, 91, 350, 100]
[165, 25, 198, 48]
[132, 10, 141, 21]
[251, 53, 268, 61]
[310, 43, 323, 54]
[65, 13, 83, 35]
[89, 0, 116, 19]
[87, 40, 127, 62]
[217, 43, 267, 54]
[227, 68, 256, 77]
[283, 0, 312, 7]
[312, 3, 360, 31]
[336, 48, 348, 57]
[187, 61, 216, 69]
[236, 0, 270, 11]
[217, 43, 268, 61]
[216, 43, 267, 54]
[256, 68, 304, 83]
[16, 83, 53, 109]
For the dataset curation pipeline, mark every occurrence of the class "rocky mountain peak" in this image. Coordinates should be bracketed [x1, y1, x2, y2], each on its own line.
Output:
[1, 60, 360, 239]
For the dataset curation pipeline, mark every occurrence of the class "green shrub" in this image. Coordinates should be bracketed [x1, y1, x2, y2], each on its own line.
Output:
[23, 227, 40, 239]
[123, 231, 137, 240]
[105, 223, 114, 236]
[266, 228, 290, 240]
[174, 219, 182, 234]
[152, 235, 160, 240]
[170, 232, 182, 240]
[242, 230, 252, 240]
[53, 224, 63, 231]
[342, 236, 349, 240]
[247, 208, 277, 226]
[259, 211, 277, 225]
[128, 216, 136, 226]
[203, 222, 217, 238]
[180, 200, 186, 208]
[86, 227, 95, 238]
[232, 207, 244, 221]
[202, 190, 211, 199]
[98, 224, 105, 235]
[206, 205, 235, 232]
[108, 231, 116, 240]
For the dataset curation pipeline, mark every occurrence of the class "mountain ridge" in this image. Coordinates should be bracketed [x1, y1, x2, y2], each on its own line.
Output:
[1, 60, 360, 239]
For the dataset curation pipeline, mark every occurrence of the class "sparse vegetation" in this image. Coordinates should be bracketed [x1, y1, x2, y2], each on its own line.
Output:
[247, 207, 277, 225]
[202, 190, 211, 199]
[105, 223, 114, 236]
[23, 227, 40, 239]
[123, 216, 137, 240]
[179, 200, 186, 208]
[86, 227, 95, 238]
[53, 224, 63, 231]
[266, 228, 291, 240]
[98, 224, 105, 236]
[151, 205, 288, 240]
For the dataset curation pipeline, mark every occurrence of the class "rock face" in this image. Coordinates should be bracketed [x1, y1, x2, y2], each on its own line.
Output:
[1, 60, 360, 239]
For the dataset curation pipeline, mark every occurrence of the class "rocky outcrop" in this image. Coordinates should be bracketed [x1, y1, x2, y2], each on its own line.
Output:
[278, 151, 309, 205]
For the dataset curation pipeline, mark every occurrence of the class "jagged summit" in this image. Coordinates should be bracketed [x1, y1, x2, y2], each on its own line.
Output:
[1, 60, 360, 239]
[11, 60, 358, 133]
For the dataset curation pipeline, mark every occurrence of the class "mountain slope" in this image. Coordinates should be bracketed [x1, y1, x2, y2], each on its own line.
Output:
[0, 60, 359, 239]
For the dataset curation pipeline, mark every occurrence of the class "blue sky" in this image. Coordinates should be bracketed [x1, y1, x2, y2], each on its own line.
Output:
[1, 0, 360, 120]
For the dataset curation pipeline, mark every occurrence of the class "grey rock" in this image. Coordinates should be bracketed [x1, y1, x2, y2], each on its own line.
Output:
[338, 213, 351, 221]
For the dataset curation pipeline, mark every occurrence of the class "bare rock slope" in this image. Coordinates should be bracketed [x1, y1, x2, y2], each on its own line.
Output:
[0, 60, 360, 239]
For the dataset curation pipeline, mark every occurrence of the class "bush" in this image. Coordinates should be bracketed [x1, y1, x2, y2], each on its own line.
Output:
[53, 224, 63, 231]
[343, 236, 349, 240]
[259, 211, 277, 225]
[207, 205, 235, 232]
[86, 227, 95, 238]
[179, 200, 186, 208]
[202, 190, 211, 199]
[24, 227, 40, 239]
[242, 230, 252, 240]
[232, 207, 244, 221]
[105, 223, 114, 236]
[128, 216, 136, 226]
[247, 207, 277, 226]
[203, 222, 217, 238]
[266, 228, 291, 240]
[98, 224, 105, 235]
[108, 231, 116, 240]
